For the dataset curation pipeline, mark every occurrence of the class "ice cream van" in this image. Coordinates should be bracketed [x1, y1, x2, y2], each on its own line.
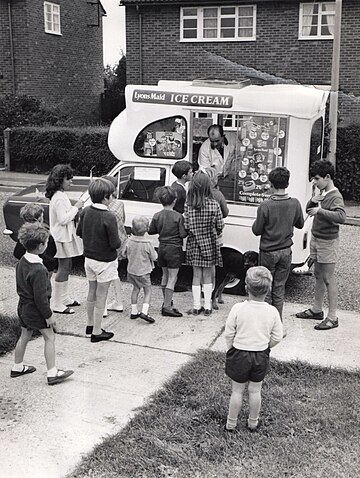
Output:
[107, 79, 329, 282]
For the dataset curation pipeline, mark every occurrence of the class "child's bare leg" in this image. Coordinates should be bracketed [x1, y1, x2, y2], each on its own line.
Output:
[93, 281, 111, 335]
[164, 268, 179, 309]
[39, 327, 56, 371]
[161, 267, 169, 301]
[247, 381, 263, 429]
[226, 381, 246, 430]
[131, 285, 140, 315]
[86, 280, 97, 327]
[313, 261, 326, 313]
[142, 286, 152, 315]
[12, 328, 33, 372]
[317, 263, 337, 320]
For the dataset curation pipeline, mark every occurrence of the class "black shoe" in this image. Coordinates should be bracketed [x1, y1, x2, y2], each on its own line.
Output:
[85, 325, 93, 335]
[187, 307, 204, 315]
[139, 312, 155, 323]
[162, 307, 183, 317]
[47, 369, 74, 385]
[91, 330, 114, 342]
[204, 309, 212, 316]
[130, 313, 139, 320]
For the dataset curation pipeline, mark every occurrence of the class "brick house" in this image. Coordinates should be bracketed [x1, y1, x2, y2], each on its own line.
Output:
[0, 0, 106, 122]
[121, 0, 360, 125]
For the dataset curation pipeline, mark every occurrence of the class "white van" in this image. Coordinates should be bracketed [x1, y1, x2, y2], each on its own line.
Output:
[107, 80, 329, 281]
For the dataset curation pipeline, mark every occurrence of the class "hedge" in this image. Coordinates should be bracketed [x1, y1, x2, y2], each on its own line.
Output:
[8, 126, 118, 176]
[4, 124, 360, 201]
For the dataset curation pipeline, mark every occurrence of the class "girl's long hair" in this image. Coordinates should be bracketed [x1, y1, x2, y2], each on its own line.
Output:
[45, 164, 74, 199]
[187, 171, 213, 209]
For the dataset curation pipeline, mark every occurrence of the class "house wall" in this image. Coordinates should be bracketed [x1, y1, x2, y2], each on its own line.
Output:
[0, 0, 104, 122]
[125, 0, 360, 125]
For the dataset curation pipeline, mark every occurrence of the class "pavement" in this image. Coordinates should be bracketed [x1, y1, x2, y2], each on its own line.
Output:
[0, 170, 360, 477]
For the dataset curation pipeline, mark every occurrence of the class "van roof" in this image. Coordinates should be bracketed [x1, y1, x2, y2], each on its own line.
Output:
[127, 81, 329, 119]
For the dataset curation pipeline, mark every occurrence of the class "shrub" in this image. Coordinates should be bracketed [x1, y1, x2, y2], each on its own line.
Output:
[0, 314, 21, 356]
[335, 125, 360, 201]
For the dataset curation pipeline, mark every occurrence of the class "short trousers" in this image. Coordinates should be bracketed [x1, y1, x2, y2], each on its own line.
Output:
[127, 272, 151, 289]
[310, 235, 339, 264]
[18, 302, 49, 331]
[84, 258, 119, 283]
[225, 347, 270, 383]
[157, 244, 184, 269]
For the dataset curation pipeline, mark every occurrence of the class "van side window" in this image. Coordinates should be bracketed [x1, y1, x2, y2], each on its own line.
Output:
[118, 166, 166, 203]
[134, 116, 187, 159]
[309, 117, 324, 181]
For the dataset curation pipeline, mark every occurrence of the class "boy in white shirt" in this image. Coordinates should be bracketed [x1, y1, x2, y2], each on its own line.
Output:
[224, 266, 283, 432]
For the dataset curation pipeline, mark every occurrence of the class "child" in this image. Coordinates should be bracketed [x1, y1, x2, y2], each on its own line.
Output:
[171, 160, 193, 214]
[123, 216, 157, 324]
[11, 222, 73, 385]
[102, 176, 128, 313]
[224, 266, 283, 432]
[13, 203, 58, 275]
[148, 186, 187, 317]
[252, 167, 304, 319]
[184, 171, 224, 315]
[296, 160, 346, 330]
[45, 164, 84, 314]
[76, 178, 120, 342]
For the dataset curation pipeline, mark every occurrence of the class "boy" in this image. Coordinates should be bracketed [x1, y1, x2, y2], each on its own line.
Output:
[123, 216, 158, 323]
[11, 222, 73, 385]
[252, 167, 304, 319]
[76, 178, 120, 342]
[149, 186, 187, 317]
[224, 266, 283, 432]
[296, 160, 346, 330]
[171, 160, 192, 214]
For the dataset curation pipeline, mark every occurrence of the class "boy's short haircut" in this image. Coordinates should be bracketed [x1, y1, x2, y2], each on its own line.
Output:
[310, 159, 335, 180]
[102, 175, 118, 189]
[245, 266, 272, 296]
[89, 178, 115, 204]
[172, 160, 192, 179]
[18, 223, 49, 252]
[20, 203, 44, 223]
[157, 186, 177, 206]
[268, 167, 290, 190]
[132, 216, 149, 236]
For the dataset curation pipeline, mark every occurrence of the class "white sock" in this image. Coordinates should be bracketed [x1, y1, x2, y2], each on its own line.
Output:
[142, 303, 149, 315]
[131, 304, 138, 315]
[52, 281, 66, 311]
[192, 285, 201, 309]
[12, 362, 24, 372]
[203, 283, 213, 310]
[47, 367, 58, 378]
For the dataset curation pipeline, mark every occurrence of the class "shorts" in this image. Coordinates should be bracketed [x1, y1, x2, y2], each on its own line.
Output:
[225, 347, 270, 383]
[310, 235, 339, 264]
[18, 302, 48, 331]
[84, 258, 118, 283]
[127, 272, 151, 289]
[157, 244, 184, 269]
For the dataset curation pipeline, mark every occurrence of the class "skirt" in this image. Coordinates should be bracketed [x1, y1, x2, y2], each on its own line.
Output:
[55, 234, 83, 259]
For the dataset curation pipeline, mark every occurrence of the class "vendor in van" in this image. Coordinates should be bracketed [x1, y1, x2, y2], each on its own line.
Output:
[198, 124, 238, 176]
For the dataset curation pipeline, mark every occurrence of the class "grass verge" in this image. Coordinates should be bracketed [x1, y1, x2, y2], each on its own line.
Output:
[69, 349, 360, 478]
[0, 314, 21, 355]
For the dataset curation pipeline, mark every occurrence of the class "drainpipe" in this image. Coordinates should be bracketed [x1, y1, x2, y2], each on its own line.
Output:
[8, 1, 16, 95]
[136, 4, 142, 84]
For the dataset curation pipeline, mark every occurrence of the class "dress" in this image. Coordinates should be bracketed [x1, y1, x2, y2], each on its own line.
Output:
[49, 191, 83, 258]
[184, 198, 224, 267]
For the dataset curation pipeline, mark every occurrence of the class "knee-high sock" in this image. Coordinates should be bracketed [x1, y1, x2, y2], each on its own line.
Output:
[52, 281, 66, 312]
[192, 285, 201, 310]
[203, 283, 213, 310]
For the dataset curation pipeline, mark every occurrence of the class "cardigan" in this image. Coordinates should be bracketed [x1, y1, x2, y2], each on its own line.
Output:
[306, 189, 346, 240]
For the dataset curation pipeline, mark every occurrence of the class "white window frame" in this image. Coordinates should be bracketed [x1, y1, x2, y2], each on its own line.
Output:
[44, 2, 61, 35]
[299, 2, 335, 40]
[180, 5, 256, 42]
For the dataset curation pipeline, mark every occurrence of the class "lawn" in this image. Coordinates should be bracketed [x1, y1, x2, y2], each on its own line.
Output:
[69, 350, 360, 478]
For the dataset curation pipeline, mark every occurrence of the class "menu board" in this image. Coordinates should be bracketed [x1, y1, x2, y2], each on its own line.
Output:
[219, 115, 288, 205]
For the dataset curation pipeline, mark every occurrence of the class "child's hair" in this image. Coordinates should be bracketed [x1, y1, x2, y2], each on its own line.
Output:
[204, 167, 218, 187]
[172, 160, 192, 179]
[89, 178, 115, 203]
[18, 223, 49, 252]
[45, 164, 74, 200]
[268, 167, 290, 189]
[157, 186, 177, 206]
[132, 216, 149, 236]
[102, 175, 118, 190]
[20, 203, 44, 223]
[187, 171, 213, 209]
[310, 159, 335, 180]
[245, 266, 272, 296]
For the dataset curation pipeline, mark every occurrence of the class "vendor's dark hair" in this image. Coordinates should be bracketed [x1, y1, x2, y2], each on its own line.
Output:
[269, 167, 290, 189]
[45, 164, 74, 199]
[208, 124, 228, 145]
[310, 160, 335, 180]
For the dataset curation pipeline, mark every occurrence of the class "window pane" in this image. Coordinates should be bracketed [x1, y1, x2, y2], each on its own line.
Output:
[46, 21, 52, 30]
[239, 6, 253, 16]
[239, 17, 253, 28]
[321, 25, 331, 35]
[184, 19, 197, 28]
[46, 13, 52, 22]
[221, 18, 235, 28]
[203, 8, 217, 18]
[53, 5, 59, 14]
[239, 28, 253, 38]
[183, 30, 197, 39]
[204, 19, 217, 28]
[322, 3, 335, 12]
[221, 29, 235, 38]
[221, 7, 235, 15]
[204, 29, 217, 38]
[183, 8, 197, 16]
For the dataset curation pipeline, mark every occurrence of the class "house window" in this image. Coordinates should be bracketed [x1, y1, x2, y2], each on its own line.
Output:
[180, 6, 256, 42]
[299, 2, 335, 40]
[44, 2, 61, 35]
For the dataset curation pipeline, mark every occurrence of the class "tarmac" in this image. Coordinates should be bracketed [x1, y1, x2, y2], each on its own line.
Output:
[0, 170, 360, 478]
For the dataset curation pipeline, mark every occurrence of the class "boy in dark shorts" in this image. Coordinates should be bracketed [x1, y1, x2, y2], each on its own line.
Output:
[123, 216, 158, 323]
[149, 186, 187, 317]
[11, 223, 73, 385]
[224, 266, 283, 431]
[171, 160, 193, 214]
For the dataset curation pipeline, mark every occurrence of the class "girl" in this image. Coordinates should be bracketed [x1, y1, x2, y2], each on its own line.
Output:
[184, 171, 224, 315]
[45, 164, 84, 314]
